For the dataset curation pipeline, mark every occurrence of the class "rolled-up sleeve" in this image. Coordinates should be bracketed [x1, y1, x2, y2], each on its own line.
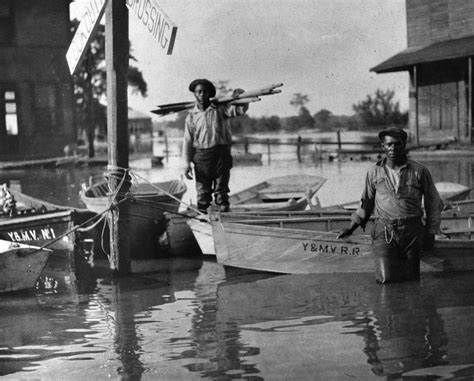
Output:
[223, 103, 248, 118]
[351, 169, 376, 229]
[422, 168, 443, 234]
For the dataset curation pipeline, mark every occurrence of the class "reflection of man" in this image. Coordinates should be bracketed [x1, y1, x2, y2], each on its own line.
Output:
[338, 127, 443, 283]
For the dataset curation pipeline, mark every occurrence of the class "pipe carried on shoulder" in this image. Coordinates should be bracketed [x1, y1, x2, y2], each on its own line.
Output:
[151, 83, 283, 116]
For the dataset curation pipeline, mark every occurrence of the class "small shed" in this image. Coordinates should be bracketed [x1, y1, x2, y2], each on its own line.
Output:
[372, 0, 474, 145]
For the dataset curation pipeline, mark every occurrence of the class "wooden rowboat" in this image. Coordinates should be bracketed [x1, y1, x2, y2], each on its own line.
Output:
[435, 182, 471, 202]
[0, 186, 94, 252]
[167, 174, 326, 255]
[0, 239, 52, 293]
[209, 210, 474, 274]
[228, 174, 326, 211]
[80, 177, 187, 258]
[187, 209, 348, 256]
[80, 178, 187, 214]
[188, 202, 472, 256]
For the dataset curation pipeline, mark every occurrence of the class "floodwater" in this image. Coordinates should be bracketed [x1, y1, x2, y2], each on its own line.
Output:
[0, 138, 473, 380]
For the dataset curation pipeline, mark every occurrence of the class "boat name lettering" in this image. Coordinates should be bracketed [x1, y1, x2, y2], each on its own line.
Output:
[301, 242, 360, 256]
[6, 228, 56, 242]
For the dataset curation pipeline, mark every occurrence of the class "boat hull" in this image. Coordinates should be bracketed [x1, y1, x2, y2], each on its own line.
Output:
[0, 210, 75, 252]
[80, 180, 187, 258]
[0, 241, 50, 292]
[210, 213, 474, 274]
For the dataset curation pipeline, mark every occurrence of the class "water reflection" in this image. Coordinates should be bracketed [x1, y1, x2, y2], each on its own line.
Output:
[212, 271, 474, 379]
[2, 255, 474, 379]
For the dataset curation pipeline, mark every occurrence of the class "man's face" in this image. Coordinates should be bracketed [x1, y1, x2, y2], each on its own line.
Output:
[194, 84, 211, 106]
[381, 135, 406, 161]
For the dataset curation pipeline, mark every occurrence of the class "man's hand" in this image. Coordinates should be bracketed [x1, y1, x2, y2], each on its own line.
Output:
[184, 164, 193, 180]
[232, 88, 245, 97]
[337, 223, 358, 239]
[337, 228, 353, 239]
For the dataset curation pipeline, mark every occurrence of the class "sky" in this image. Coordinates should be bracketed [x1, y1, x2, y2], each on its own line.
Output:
[70, 0, 408, 120]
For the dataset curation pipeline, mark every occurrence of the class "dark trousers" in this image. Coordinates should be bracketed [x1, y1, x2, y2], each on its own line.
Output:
[193, 145, 233, 212]
[371, 218, 424, 283]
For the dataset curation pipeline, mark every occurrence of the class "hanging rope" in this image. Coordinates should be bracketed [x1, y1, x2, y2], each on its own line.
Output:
[110, 165, 204, 216]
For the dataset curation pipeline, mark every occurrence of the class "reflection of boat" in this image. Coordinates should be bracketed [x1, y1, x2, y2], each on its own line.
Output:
[80, 177, 187, 258]
[0, 239, 51, 292]
[210, 211, 474, 274]
[436, 182, 471, 202]
[184, 175, 327, 255]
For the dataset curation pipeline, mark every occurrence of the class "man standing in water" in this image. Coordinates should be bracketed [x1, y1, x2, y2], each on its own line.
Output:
[183, 79, 248, 213]
[337, 127, 443, 283]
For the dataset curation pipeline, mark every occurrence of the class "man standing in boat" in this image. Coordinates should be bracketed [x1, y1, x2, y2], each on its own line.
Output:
[337, 127, 443, 283]
[183, 79, 249, 213]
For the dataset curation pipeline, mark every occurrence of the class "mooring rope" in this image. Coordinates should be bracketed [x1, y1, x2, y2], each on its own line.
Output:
[21, 199, 125, 257]
[109, 164, 205, 217]
[19, 165, 210, 261]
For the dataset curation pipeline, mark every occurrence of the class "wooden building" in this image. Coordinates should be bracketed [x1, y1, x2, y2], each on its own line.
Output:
[372, 0, 474, 145]
[0, 0, 75, 161]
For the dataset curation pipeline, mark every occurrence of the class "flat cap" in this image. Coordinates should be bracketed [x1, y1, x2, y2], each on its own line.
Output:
[378, 127, 408, 142]
[188, 79, 216, 97]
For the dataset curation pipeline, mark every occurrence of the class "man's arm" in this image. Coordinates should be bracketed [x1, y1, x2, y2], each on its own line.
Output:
[337, 170, 376, 239]
[223, 89, 249, 117]
[182, 115, 195, 179]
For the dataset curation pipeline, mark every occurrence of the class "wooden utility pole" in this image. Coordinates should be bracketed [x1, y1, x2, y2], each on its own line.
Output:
[105, 0, 131, 275]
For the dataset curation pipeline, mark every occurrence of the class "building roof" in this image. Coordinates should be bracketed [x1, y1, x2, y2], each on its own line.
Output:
[371, 35, 474, 73]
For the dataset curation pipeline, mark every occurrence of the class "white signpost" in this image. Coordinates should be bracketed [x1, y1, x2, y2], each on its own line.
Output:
[126, 0, 177, 54]
[66, 0, 108, 75]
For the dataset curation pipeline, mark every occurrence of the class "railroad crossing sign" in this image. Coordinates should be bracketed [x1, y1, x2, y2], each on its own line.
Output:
[66, 0, 108, 75]
[66, 0, 177, 74]
[126, 0, 177, 55]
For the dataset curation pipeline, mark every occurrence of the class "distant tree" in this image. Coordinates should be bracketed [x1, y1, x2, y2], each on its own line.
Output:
[71, 20, 148, 157]
[215, 80, 233, 97]
[298, 107, 315, 129]
[352, 89, 408, 128]
[314, 109, 332, 124]
[290, 93, 310, 111]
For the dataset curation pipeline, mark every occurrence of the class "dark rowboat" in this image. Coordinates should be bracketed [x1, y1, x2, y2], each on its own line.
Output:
[80, 177, 187, 257]
[0, 186, 94, 252]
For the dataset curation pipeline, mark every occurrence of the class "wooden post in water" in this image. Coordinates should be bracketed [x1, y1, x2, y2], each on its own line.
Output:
[296, 135, 302, 162]
[267, 138, 271, 163]
[337, 130, 342, 150]
[106, 0, 131, 275]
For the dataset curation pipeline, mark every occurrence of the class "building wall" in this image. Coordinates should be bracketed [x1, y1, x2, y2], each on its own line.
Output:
[0, 0, 74, 160]
[407, 0, 474, 47]
[409, 60, 470, 143]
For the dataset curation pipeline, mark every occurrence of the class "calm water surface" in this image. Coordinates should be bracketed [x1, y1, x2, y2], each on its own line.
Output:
[0, 141, 473, 380]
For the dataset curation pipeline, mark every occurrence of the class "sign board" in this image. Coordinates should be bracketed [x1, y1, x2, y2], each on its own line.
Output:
[126, 0, 177, 55]
[66, 0, 108, 74]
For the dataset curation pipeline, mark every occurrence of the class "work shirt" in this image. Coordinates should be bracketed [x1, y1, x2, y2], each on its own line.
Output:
[351, 158, 443, 234]
[183, 103, 245, 163]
